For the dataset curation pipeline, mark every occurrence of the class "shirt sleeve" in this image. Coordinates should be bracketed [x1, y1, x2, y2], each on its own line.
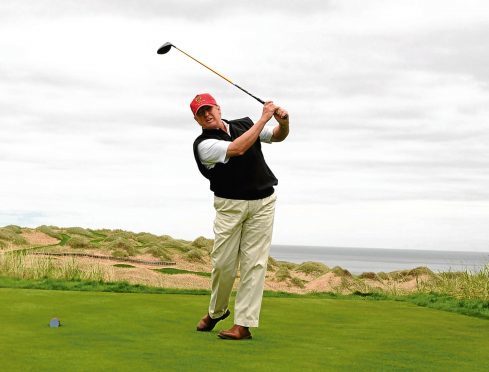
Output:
[198, 124, 274, 169]
[197, 139, 231, 169]
[260, 125, 274, 143]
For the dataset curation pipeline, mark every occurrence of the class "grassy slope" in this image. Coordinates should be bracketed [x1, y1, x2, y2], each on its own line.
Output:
[0, 287, 488, 371]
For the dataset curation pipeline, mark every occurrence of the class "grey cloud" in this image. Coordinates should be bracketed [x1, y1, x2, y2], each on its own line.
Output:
[283, 186, 489, 205]
[0, 211, 47, 226]
[0, 67, 105, 90]
[327, 72, 400, 98]
[372, 129, 489, 143]
[306, 113, 489, 144]
[0, 0, 336, 20]
[0, 152, 48, 165]
[347, 159, 489, 173]
[287, 157, 489, 181]
[390, 25, 489, 84]
[330, 121, 489, 143]
[284, 169, 489, 204]
[6, 110, 188, 132]
[0, 102, 26, 117]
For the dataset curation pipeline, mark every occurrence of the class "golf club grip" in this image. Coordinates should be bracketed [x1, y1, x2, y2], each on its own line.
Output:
[232, 83, 289, 119]
[233, 84, 288, 119]
[234, 84, 265, 104]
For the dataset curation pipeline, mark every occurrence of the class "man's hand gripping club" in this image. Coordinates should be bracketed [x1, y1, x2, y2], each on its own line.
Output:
[226, 101, 289, 158]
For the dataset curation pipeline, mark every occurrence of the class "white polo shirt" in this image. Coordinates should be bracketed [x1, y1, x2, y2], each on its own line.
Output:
[197, 121, 274, 169]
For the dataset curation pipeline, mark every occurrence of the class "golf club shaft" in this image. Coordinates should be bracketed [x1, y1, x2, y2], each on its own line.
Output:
[172, 45, 265, 105]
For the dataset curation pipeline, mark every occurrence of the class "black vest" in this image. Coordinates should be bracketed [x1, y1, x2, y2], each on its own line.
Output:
[193, 117, 278, 200]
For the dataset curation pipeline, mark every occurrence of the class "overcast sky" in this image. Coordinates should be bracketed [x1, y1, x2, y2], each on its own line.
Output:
[1, 0, 488, 252]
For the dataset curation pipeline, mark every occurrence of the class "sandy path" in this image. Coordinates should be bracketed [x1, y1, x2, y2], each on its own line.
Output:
[21, 230, 59, 246]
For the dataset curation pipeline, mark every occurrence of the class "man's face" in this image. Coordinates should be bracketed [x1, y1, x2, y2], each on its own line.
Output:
[194, 105, 222, 129]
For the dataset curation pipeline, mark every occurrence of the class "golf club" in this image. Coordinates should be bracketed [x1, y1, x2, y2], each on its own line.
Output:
[157, 42, 287, 119]
[157, 42, 264, 104]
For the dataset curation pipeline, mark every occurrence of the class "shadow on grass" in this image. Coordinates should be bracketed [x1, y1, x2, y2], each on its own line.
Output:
[154, 268, 211, 277]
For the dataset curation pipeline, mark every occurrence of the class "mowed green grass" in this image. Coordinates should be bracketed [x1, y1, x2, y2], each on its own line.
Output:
[0, 289, 488, 371]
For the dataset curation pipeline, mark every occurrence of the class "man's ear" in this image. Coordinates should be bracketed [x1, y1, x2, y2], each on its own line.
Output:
[194, 116, 202, 126]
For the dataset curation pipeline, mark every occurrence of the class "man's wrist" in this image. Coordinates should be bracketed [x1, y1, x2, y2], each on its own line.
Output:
[256, 118, 270, 127]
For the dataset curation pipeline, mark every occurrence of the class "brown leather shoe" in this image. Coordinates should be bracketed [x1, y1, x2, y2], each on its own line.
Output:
[196, 309, 230, 332]
[218, 324, 252, 340]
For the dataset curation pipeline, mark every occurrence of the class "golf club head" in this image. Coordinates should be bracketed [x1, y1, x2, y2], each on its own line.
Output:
[157, 42, 173, 54]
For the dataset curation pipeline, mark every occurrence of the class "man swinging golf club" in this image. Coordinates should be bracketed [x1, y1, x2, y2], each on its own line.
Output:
[192, 93, 289, 340]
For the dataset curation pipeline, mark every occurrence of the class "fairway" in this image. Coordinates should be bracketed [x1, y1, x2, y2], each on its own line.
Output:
[0, 288, 488, 371]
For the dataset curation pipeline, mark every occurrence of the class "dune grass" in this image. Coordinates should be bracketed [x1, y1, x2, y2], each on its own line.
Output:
[29, 226, 213, 262]
[417, 266, 489, 301]
[274, 265, 291, 281]
[294, 261, 329, 276]
[0, 252, 108, 282]
[0, 286, 488, 371]
[2, 226, 489, 307]
[0, 226, 27, 247]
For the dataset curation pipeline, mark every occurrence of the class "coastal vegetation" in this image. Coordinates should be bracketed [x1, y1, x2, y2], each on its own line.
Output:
[1, 225, 488, 306]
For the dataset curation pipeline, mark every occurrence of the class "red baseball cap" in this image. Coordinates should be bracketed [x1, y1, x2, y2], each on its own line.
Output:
[190, 93, 217, 116]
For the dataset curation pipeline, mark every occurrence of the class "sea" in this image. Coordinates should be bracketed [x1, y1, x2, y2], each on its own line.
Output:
[269, 245, 489, 274]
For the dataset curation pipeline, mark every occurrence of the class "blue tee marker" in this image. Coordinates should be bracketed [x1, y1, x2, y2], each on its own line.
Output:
[49, 318, 61, 328]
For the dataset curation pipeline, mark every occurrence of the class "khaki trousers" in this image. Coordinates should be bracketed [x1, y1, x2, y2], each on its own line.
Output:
[208, 192, 276, 328]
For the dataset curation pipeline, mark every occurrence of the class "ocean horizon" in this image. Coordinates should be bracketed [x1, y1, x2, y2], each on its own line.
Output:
[269, 245, 489, 275]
